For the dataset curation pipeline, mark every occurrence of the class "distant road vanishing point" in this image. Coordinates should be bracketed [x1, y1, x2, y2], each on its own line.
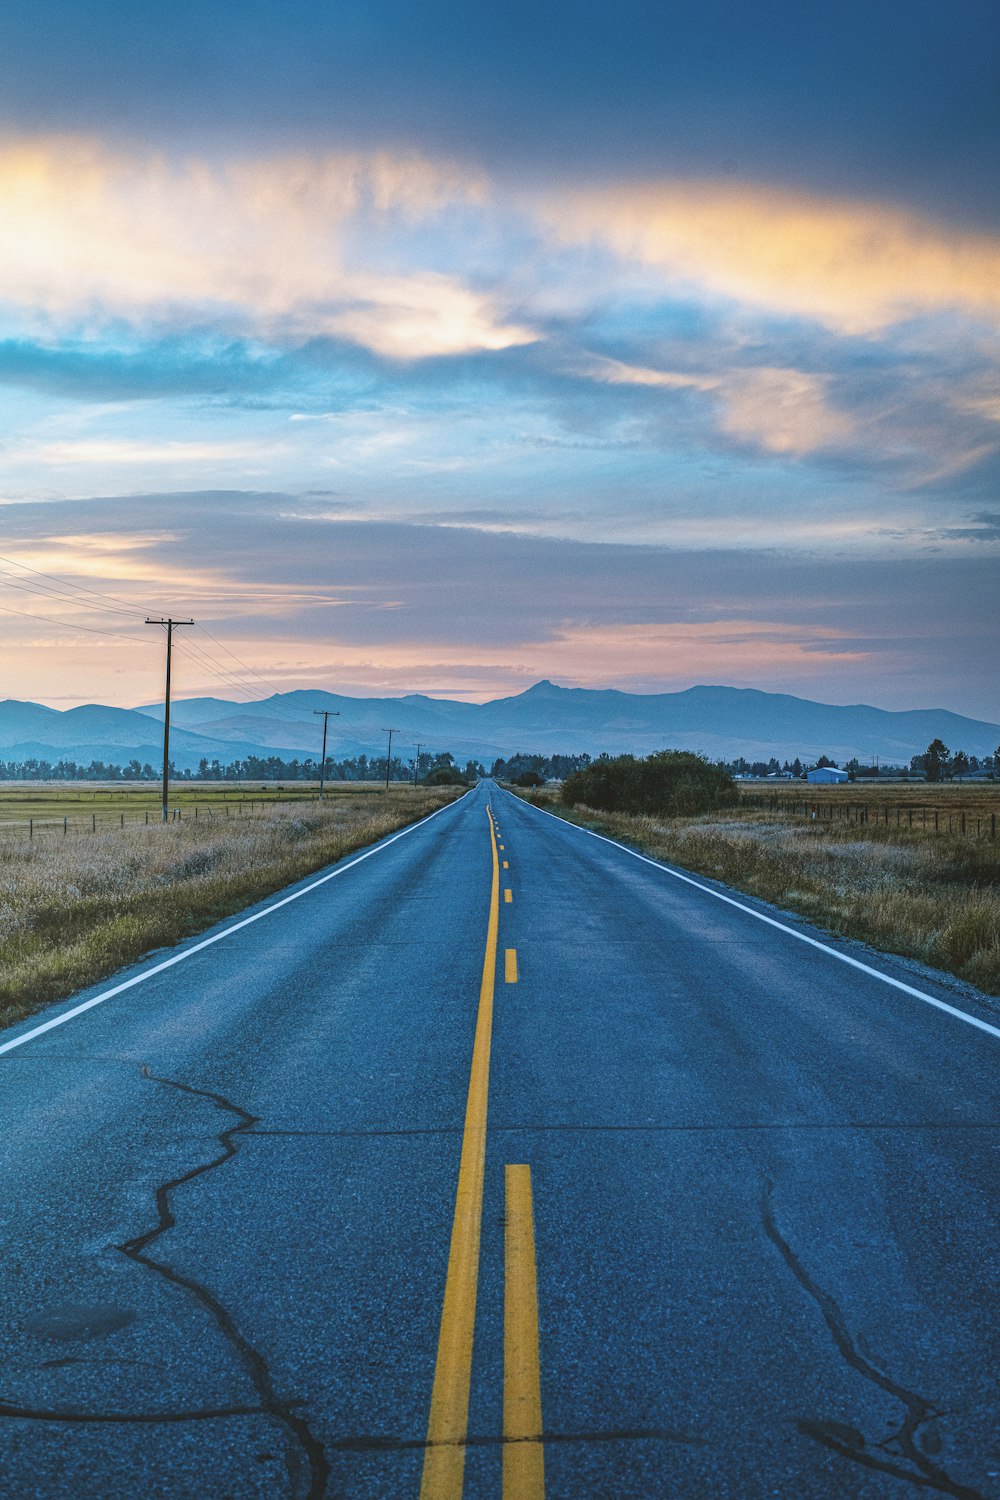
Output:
[1, 782, 998, 1498]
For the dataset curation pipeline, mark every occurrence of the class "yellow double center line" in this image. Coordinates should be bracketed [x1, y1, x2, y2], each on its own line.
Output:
[420, 806, 501, 1499]
[421, 804, 544, 1499]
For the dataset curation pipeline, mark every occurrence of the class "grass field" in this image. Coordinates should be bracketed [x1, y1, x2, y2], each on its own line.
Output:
[516, 786, 1000, 995]
[0, 785, 462, 1033]
[738, 779, 999, 837]
[0, 780, 412, 831]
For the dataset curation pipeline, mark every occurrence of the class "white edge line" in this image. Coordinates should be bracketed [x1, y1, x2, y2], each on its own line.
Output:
[0, 791, 469, 1058]
[507, 788, 1000, 1044]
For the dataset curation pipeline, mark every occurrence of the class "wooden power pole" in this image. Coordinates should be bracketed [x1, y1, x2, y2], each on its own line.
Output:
[313, 709, 340, 799]
[145, 617, 194, 822]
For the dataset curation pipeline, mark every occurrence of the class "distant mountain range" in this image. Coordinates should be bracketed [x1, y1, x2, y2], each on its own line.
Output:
[0, 681, 997, 771]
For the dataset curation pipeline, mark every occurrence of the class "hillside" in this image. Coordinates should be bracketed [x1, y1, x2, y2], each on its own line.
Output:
[0, 681, 987, 770]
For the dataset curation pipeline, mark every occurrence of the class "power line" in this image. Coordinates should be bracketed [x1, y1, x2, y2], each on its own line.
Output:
[0, 551, 322, 711]
[0, 597, 148, 643]
[0, 552, 152, 617]
[194, 623, 284, 698]
[0, 567, 140, 619]
[171, 638, 265, 701]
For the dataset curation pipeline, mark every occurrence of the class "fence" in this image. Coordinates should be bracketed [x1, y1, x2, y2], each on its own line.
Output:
[749, 797, 997, 839]
[0, 795, 317, 841]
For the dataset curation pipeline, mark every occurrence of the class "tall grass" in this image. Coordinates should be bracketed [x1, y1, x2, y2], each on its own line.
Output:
[0, 789, 460, 1032]
[519, 793, 1000, 995]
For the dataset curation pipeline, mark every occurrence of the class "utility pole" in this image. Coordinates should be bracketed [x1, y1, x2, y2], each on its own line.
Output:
[313, 710, 341, 799]
[145, 617, 194, 822]
[413, 743, 423, 784]
[382, 727, 400, 792]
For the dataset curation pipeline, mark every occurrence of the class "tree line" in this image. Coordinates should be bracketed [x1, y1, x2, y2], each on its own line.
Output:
[0, 751, 483, 784]
[0, 741, 994, 785]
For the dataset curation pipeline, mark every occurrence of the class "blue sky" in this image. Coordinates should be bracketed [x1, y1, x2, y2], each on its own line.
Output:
[0, 2, 997, 717]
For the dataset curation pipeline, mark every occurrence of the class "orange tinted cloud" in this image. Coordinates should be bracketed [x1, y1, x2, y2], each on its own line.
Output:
[0, 137, 531, 357]
[545, 181, 1000, 332]
[578, 356, 855, 455]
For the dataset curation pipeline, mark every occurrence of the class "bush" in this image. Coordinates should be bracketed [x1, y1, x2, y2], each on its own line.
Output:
[562, 751, 738, 818]
[516, 771, 545, 787]
[423, 765, 467, 786]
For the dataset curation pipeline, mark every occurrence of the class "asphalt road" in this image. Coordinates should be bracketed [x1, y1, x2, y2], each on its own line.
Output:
[2, 781, 999, 1499]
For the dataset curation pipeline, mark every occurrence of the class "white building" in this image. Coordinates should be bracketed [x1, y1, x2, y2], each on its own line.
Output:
[806, 766, 849, 784]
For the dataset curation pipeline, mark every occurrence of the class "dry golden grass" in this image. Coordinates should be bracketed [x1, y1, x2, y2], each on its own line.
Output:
[740, 779, 1000, 819]
[0, 780, 385, 828]
[518, 789, 1000, 995]
[0, 787, 461, 1032]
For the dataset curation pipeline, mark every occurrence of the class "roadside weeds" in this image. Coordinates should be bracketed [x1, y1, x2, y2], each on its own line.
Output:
[0, 789, 461, 1033]
[515, 791, 1000, 996]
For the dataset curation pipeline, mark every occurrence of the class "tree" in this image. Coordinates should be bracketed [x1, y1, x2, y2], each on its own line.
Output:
[816, 755, 838, 769]
[924, 738, 949, 782]
[424, 764, 466, 786]
[563, 750, 738, 818]
[951, 749, 970, 777]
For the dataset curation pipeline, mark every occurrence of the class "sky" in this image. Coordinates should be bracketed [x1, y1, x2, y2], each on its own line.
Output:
[0, 1, 998, 719]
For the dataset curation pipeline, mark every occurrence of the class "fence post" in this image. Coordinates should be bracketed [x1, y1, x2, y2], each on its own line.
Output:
[961, 812, 965, 836]
[63, 816, 67, 835]
[121, 813, 124, 829]
[29, 818, 32, 839]
[992, 812, 996, 840]
[92, 813, 96, 832]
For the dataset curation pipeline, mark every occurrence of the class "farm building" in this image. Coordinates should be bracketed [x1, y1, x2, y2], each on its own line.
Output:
[806, 766, 849, 784]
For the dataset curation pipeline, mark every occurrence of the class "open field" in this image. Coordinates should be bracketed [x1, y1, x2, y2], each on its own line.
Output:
[0, 780, 416, 832]
[738, 778, 999, 838]
[516, 786, 1000, 993]
[0, 785, 461, 1032]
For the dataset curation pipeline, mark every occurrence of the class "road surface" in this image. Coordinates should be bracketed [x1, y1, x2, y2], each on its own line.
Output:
[1, 781, 999, 1499]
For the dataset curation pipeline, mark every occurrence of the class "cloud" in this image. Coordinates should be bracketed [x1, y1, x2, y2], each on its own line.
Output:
[0, 495, 996, 716]
[0, 137, 529, 358]
[322, 273, 534, 358]
[14, 439, 285, 466]
[936, 511, 1000, 543]
[542, 181, 1000, 333]
[577, 356, 717, 394]
[718, 368, 855, 455]
[578, 354, 855, 455]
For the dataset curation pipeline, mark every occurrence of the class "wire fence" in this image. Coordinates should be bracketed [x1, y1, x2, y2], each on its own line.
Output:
[0, 794, 321, 840]
[748, 796, 998, 839]
[0, 784, 421, 841]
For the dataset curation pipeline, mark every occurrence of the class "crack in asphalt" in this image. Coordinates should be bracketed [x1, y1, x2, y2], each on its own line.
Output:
[0, 1399, 276, 1424]
[116, 1066, 330, 1500]
[762, 1184, 984, 1499]
[324, 1425, 708, 1452]
[246, 1120, 1000, 1139]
